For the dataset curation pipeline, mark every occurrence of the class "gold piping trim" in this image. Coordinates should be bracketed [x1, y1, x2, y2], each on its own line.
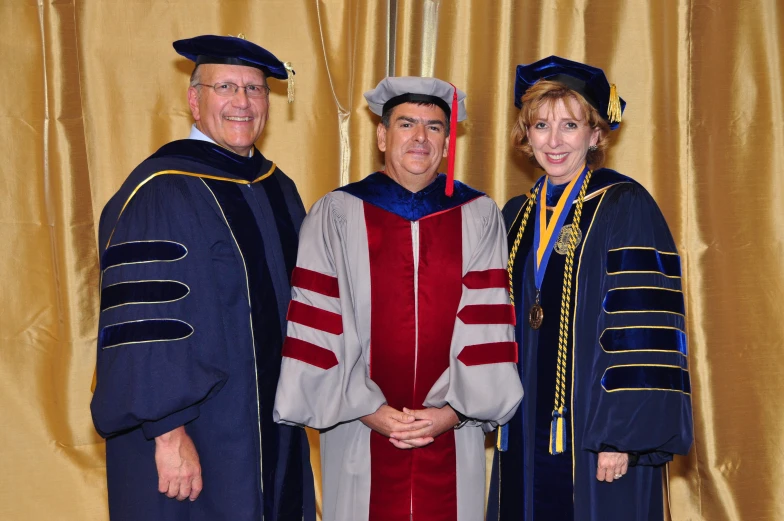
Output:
[100, 318, 194, 349]
[496, 449, 502, 521]
[505, 193, 534, 238]
[105, 164, 277, 248]
[199, 179, 264, 498]
[606, 270, 682, 279]
[607, 246, 678, 254]
[544, 182, 626, 210]
[100, 280, 190, 312]
[584, 182, 624, 202]
[606, 247, 681, 278]
[102, 240, 188, 273]
[602, 286, 685, 316]
[601, 363, 691, 395]
[570, 191, 607, 485]
[599, 326, 687, 357]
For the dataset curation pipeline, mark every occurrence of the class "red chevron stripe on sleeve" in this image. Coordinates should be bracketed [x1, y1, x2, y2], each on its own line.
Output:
[282, 336, 339, 369]
[291, 267, 340, 298]
[287, 301, 344, 335]
[457, 341, 518, 366]
[462, 269, 508, 289]
[457, 304, 516, 325]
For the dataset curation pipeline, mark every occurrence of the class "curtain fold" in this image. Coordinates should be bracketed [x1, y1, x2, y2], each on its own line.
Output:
[1, 1, 782, 519]
[314, 0, 389, 187]
[0, 2, 106, 520]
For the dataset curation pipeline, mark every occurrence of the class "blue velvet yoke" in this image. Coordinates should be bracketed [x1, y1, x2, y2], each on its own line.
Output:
[337, 172, 483, 221]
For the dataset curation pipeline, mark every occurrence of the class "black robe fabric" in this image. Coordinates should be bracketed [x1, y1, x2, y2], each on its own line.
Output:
[487, 169, 693, 521]
[90, 140, 315, 521]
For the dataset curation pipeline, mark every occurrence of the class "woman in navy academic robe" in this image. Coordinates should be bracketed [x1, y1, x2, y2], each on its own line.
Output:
[487, 56, 693, 521]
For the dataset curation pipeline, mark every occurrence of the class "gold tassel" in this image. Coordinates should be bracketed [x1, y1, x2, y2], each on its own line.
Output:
[549, 407, 567, 455]
[284, 62, 295, 103]
[236, 33, 246, 39]
[607, 83, 622, 124]
[496, 424, 508, 451]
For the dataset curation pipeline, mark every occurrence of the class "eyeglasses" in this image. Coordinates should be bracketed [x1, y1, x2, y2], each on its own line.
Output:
[195, 82, 270, 99]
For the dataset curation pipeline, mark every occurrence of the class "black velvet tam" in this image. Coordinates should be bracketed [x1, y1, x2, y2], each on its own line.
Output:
[514, 55, 626, 130]
[173, 34, 291, 79]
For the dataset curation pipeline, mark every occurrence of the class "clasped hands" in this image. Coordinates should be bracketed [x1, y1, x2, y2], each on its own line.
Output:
[361, 404, 459, 449]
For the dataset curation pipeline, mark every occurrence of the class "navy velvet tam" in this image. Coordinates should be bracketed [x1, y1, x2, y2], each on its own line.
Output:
[364, 76, 467, 122]
[514, 55, 626, 130]
[173, 34, 293, 80]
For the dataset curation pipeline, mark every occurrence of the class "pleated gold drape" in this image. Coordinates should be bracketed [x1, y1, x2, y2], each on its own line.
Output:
[1, 1, 782, 520]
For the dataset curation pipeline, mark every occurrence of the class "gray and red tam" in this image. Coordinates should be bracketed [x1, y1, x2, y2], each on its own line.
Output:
[364, 76, 467, 197]
[364, 76, 467, 122]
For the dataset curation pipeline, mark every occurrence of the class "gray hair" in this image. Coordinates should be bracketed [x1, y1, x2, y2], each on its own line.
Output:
[189, 65, 202, 88]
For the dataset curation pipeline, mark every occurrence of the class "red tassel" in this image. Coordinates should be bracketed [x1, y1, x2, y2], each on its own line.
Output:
[446, 83, 458, 197]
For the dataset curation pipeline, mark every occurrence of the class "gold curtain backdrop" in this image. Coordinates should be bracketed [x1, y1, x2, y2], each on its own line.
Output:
[1, 0, 782, 519]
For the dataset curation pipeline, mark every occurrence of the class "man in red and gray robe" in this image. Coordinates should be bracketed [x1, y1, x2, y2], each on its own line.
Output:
[274, 76, 523, 521]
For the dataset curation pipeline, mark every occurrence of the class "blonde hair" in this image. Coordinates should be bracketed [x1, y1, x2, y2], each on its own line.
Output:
[511, 80, 611, 169]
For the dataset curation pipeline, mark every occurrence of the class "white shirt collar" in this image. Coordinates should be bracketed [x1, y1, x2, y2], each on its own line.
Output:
[187, 124, 253, 157]
[188, 124, 215, 144]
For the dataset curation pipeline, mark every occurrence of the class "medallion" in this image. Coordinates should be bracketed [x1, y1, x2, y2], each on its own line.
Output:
[529, 304, 544, 330]
[554, 224, 583, 255]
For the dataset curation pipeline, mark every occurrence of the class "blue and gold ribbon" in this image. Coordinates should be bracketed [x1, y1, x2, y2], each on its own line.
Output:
[500, 167, 592, 454]
[534, 166, 592, 455]
[532, 166, 588, 295]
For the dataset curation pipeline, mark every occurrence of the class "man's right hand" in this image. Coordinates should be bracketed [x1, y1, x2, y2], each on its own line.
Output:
[360, 404, 431, 438]
[155, 426, 203, 501]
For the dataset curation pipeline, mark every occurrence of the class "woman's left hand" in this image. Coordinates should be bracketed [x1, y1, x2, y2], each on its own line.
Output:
[596, 452, 629, 482]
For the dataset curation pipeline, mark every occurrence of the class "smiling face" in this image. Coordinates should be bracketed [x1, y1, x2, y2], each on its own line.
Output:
[377, 102, 449, 192]
[187, 63, 269, 156]
[526, 96, 601, 184]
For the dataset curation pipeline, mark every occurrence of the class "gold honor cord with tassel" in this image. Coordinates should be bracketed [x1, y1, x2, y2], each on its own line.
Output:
[499, 184, 540, 451]
[507, 184, 541, 307]
[550, 170, 592, 454]
[501, 172, 593, 454]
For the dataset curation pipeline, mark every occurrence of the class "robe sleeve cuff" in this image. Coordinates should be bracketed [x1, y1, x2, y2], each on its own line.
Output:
[452, 408, 470, 429]
[141, 405, 201, 440]
[597, 445, 667, 467]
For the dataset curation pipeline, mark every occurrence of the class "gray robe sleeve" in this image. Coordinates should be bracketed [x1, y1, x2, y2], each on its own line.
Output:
[273, 194, 386, 429]
[423, 197, 523, 430]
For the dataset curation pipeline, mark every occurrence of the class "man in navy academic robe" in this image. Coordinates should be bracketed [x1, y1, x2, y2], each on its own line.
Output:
[90, 34, 315, 521]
